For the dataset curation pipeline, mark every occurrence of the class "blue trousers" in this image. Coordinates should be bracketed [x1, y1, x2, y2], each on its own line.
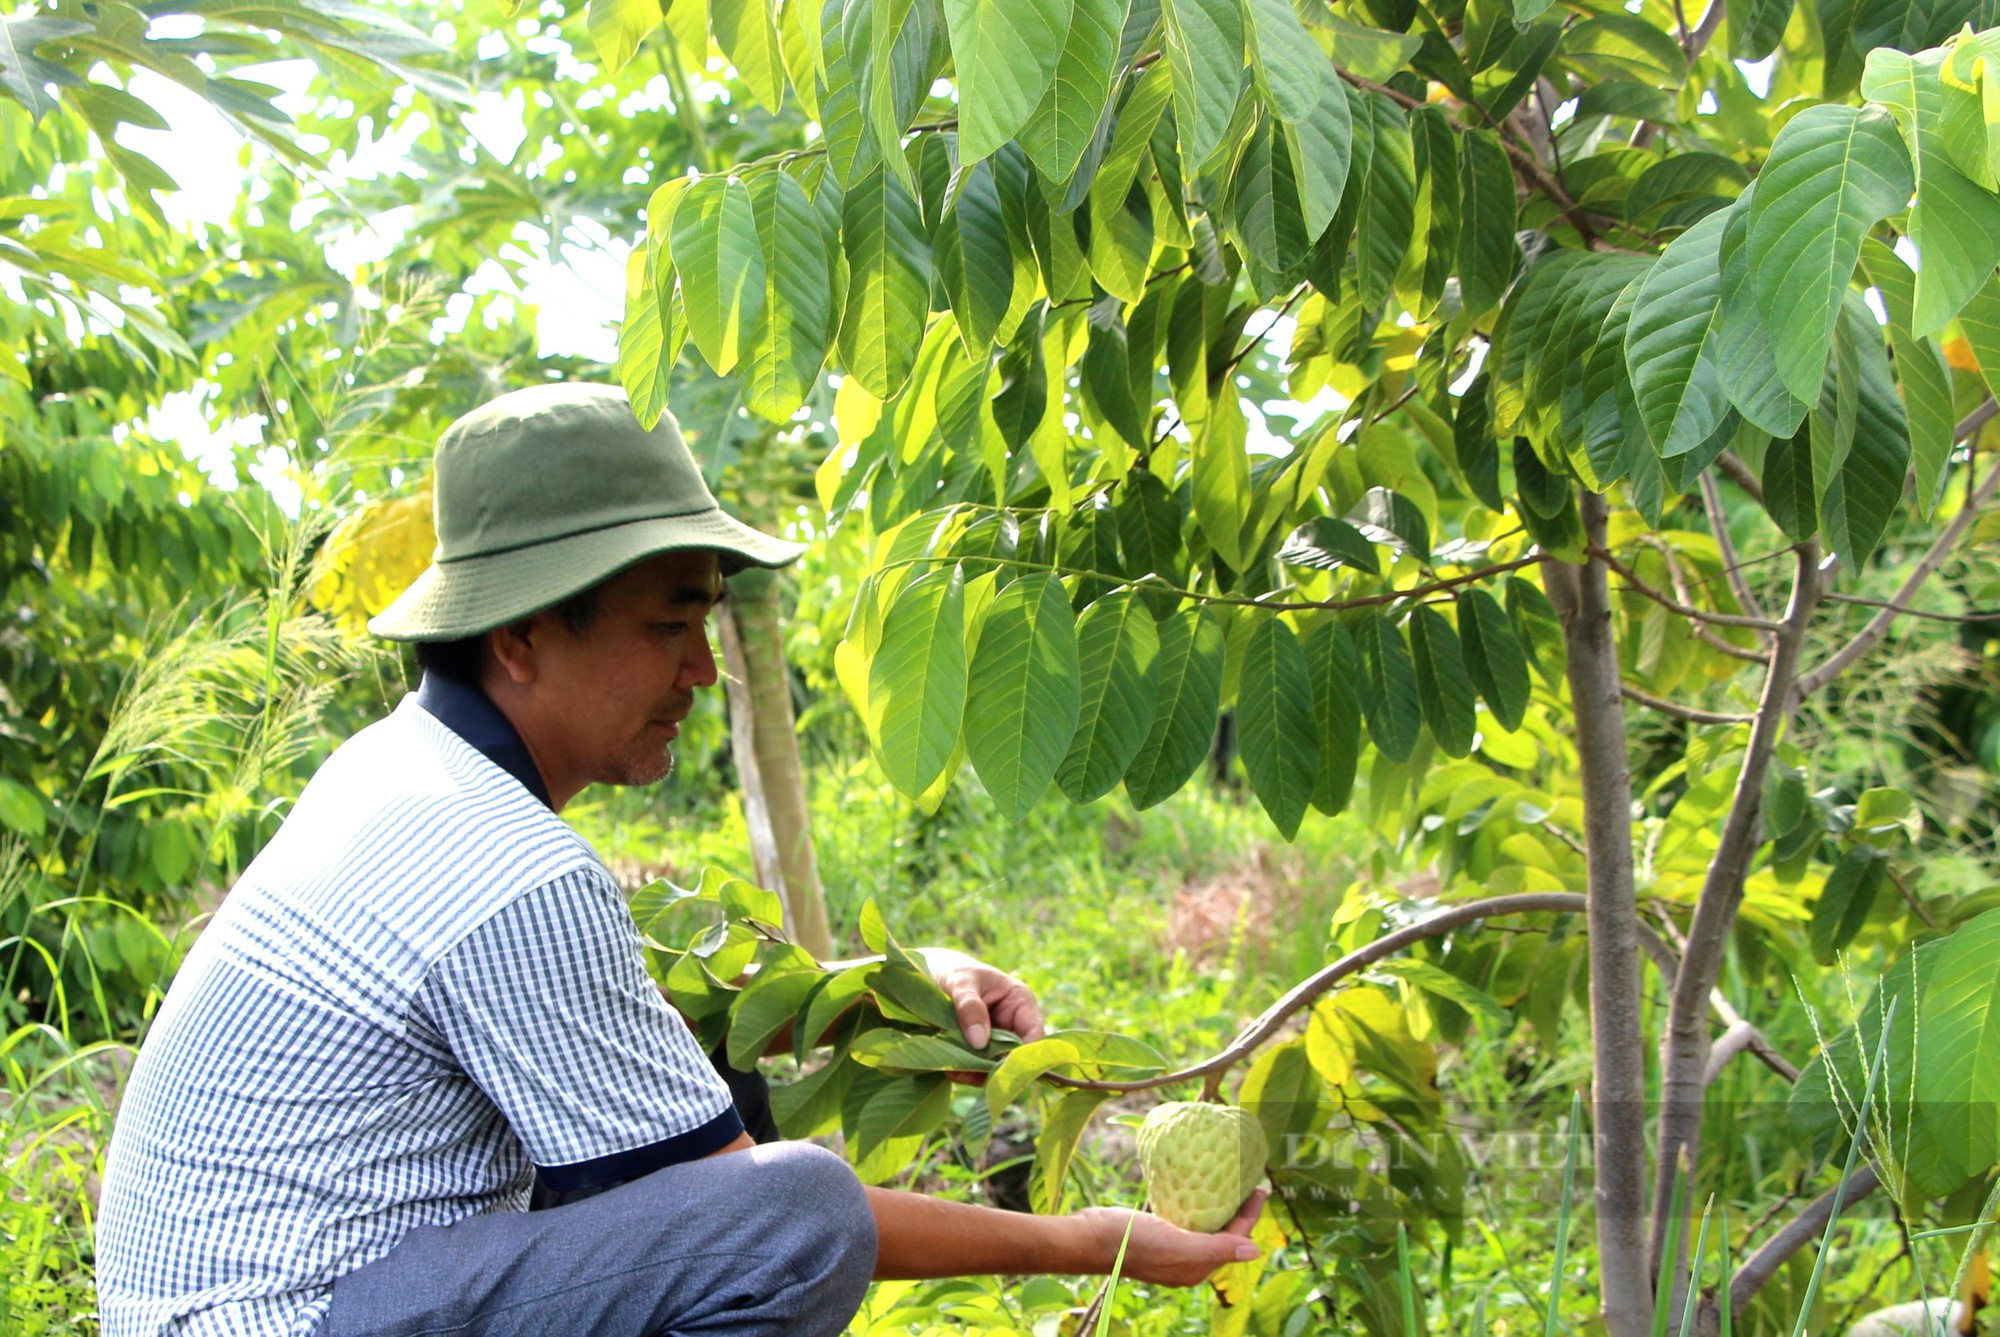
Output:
[318, 1142, 876, 1337]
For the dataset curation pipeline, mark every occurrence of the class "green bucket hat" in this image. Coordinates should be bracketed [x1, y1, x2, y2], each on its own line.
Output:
[368, 382, 804, 642]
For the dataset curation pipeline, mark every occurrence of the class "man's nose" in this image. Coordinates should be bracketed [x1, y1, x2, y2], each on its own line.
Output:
[680, 623, 720, 689]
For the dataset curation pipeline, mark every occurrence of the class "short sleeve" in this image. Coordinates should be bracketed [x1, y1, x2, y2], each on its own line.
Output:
[417, 869, 740, 1182]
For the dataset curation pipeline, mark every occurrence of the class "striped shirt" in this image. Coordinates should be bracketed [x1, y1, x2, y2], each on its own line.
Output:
[95, 692, 739, 1337]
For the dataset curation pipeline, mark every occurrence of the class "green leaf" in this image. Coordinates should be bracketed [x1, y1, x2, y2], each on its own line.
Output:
[743, 171, 834, 421]
[1089, 181, 1156, 303]
[1230, 114, 1310, 278]
[1728, 0, 1793, 59]
[773, 1049, 858, 1136]
[1456, 588, 1531, 732]
[1746, 105, 1914, 404]
[848, 1069, 952, 1173]
[1821, 298, 1912, 571]
[1809, 845, 1886, 965]
[1761, 422, 1817, 541]
[1236, 614, 1320, 838]
[1081, 315, 1147, 454]
[1958, 272, 2000, 404]
[1917, 906, 2000, 1173]
[1454, 374, 1504, 510]
[943, 0, 1071, 161]
[1244, 0, 1333, 122]
[1125, 605, 1226, 809]
[1373, 958, 1507, 1021]
[713, 0, 788, 111]
[870, 564, 969, 798]
[850, 1028, 997, 1072]
[1030, 1088, 1111, 1213]
[1861, 48, 2000, 336]
[1193, 393, 1253, 570]
[0, 777, 44, 838]
[1113, 468, 1185, 584]
[1301, 618, 1362, 815]
[839, 163, 933, 397]
[1858, 238, 1954, 517]
[1456, 128, 1518, 316]
[1354, 612, 1422, 763]
[1278, 516, 1382, 574]
[1283, 69, 1354, 242]
[673, 176, 766, 375]
[1349, 486, 1431, 563]
[1505, 576, 1565, 688]
[728, 957, 826, 1068]
[1560, 14, 1686, 87]
[1624, 209, 1731, 458]
[1409, 605, 1477, 759]
[1324, 12, 1422, 80]
[1161, 0, 1245, 168]
[1018, 0, 1126, 183]
[618, 246, 672, 430]
[1057, 590, 1163, 801]
[587, 0, 664, 71]
[1717, 184, 1812, 438]
[936, 157, 1016, 355]
[1624, 153, 1748, 224]
[992, 302, 1050, 448]
[872, 961, 964, 1030]
[800, 965, 878, 1052]
[1356, 91, 1417, 309]
[965, 573, 1083, 822]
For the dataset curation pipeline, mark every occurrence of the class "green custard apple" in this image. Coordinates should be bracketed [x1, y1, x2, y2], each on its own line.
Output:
[1135, 1101, 1269, 1232]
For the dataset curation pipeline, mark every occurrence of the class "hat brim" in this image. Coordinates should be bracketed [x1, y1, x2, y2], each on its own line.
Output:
[367, 508, 805, 642]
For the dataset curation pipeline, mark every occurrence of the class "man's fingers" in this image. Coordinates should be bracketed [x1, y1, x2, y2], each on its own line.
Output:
[947, 979, 991, 1050]
[1218, 1189, 1269, 1237]
[996, 984, 1045, 1042]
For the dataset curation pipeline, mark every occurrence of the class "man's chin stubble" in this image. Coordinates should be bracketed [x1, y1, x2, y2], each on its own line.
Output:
[609, 744, 675, 788]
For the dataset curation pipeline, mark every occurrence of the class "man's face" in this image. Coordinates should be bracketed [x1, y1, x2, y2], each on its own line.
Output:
[510, 549, 723, 789]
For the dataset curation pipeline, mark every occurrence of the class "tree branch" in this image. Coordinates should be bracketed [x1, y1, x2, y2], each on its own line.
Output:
[1714, 451, 1766, 506]
[1794, 401, 2000, 701]
[1639, 535, 1771, 663]
[1596, 549, 1786, 631]
[1621, 685, 1751, 726]
[1549, 491, 1654, 1337]
[1700, 469, 1769, 627]
[1649, 544, 1821, 1288]
[1045, 892, 1591, 1093]
[1721, 1166, 1882, 1319]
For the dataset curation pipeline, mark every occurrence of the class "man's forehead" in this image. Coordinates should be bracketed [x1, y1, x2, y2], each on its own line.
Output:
[627, 549, 723, 604]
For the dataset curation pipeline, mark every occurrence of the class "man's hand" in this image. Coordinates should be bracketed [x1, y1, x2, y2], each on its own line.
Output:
[1072, 1190, 1269, 1287]
[917, 948, 1045, 1050]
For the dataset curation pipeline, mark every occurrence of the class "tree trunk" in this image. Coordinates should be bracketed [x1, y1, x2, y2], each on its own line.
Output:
[717, 568, 834, 960]
[1546, 491, 1653, 1337]
[1649, 544, 1820, 1298]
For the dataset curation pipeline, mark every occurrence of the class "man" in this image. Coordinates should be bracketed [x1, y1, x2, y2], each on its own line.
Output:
[96, 383, 1263, 1337]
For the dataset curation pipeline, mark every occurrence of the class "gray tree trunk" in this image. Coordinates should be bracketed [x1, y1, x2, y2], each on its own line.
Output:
[717, 568, 833, 960]
[1546, 491, 1653, 1337]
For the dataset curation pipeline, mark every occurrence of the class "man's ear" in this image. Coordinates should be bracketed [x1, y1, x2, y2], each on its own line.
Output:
[487, 617, 542, 686]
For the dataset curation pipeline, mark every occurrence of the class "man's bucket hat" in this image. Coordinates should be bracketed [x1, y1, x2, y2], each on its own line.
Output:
[368, 382, 804, 642]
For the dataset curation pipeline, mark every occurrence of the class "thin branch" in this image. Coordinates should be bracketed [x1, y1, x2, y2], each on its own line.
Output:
[1650, 542, 1821, 1283]
[1596, 549, 1786, 631]
[1639, 535, 1771, 663]
[1886, 867, 1940, 930]
[1699, 469, 1769, 627]
[1821, 593, 2000, 623]
[1636, 922, 1800, 1084]
[1724, 1166, 1882, 1315]
[1621, 685, 1751, 726]
[1794, 400, 2000, 701]
[1714, 451, 1765, 505]
[1045, 892, 1590, 1092]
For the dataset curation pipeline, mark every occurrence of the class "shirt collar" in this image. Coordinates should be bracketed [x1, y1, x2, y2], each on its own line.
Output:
[414, 673, 555, 810]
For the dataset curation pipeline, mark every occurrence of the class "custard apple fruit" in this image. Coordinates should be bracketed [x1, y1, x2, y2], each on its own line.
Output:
[1135, 1101, 1268, 1232]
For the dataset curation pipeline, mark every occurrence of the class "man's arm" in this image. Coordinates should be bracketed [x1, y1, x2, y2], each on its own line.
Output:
[866, 1186, 1266, 1286]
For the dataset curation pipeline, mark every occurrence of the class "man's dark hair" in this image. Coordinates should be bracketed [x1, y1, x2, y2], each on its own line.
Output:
[412, 582, 604, 684]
